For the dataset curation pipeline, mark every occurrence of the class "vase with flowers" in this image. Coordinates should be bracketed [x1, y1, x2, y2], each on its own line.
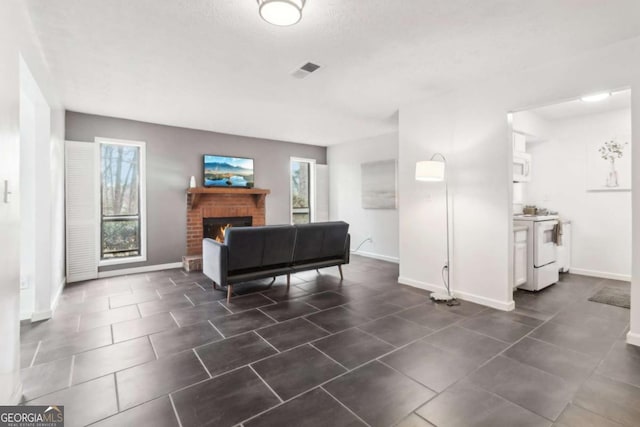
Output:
[598, 139, 628, 188]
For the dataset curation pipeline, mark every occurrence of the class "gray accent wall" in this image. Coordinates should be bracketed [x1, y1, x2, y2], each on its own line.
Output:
[65, 111, 326, 272]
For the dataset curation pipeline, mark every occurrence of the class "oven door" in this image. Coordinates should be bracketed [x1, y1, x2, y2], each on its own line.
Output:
[534, 220, 558, 267]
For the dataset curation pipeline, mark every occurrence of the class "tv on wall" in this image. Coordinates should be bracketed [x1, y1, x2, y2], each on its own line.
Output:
[203, 155, 255, 188]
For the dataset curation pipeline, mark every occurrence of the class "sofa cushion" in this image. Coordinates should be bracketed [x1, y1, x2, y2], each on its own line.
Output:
[292, 221, 349, 265]
[225, 225, 296, 272]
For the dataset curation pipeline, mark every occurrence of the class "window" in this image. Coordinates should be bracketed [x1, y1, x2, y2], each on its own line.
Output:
[98, 138, 146, 265]
[290, 157, 315, 224]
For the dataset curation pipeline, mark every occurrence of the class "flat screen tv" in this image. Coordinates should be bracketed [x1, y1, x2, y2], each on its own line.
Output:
[203, 155, 255, 188]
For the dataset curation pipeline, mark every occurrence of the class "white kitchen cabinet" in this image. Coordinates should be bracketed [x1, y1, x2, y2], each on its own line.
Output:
[514, 228, 528, 288]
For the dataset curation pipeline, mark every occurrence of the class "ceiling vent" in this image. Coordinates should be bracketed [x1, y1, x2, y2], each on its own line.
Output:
[291, 62, 321, 79]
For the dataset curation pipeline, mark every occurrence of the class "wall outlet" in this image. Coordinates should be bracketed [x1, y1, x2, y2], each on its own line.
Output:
[20, 278, 30, 290]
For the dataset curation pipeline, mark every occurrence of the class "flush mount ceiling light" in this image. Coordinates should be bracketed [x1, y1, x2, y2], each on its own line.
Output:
[580, 92, 611, 103]
[257, 0, 305, 26]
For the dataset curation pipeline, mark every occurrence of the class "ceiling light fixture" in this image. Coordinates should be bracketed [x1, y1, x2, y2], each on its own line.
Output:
[580, 92, 611, 103]
[257, 0, 305, 26]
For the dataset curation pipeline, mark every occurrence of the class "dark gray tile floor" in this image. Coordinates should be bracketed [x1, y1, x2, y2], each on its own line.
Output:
[19, 256, 637, 427]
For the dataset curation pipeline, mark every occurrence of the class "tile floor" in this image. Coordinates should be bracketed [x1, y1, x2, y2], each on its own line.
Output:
[20, 256, 638, 427]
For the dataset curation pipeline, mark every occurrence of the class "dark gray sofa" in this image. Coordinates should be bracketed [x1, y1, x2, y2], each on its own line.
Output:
[202, 221, 350, 302]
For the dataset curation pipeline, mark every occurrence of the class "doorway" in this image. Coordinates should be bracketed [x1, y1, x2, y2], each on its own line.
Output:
[507, 89, 632, 312]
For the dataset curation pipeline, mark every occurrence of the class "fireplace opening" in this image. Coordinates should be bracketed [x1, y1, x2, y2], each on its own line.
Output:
[203, 216, 253, 243]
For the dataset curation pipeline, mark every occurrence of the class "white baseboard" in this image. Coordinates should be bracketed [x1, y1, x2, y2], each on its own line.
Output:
[627, 331, 640, 347]
[569, 268, 631, 282]
[98, 262, 183, 278]
[351, 250, 399, 264]
[398, 275, 515, 311]
[28, 276, 66, 323]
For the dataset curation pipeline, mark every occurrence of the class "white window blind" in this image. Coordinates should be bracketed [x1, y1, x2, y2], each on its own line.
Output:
[65, 140, 99, 282]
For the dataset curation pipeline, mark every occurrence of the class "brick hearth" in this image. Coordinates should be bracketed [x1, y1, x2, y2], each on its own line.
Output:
[185, 187, 270, 256]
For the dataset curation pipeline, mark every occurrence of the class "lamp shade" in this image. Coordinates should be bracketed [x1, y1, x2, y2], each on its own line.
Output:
[258, 0, 305, 26]
[415, 160, 445, 181]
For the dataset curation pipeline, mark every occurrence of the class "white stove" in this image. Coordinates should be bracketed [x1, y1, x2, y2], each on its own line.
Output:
[514, 214, 559, 291]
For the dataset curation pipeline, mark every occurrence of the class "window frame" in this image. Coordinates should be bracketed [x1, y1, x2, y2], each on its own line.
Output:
[96, 137, 147, 267]
[290, 157, 316, 224]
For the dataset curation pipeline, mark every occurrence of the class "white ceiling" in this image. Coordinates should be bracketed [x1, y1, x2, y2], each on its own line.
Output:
[527, 90, 631, 121]
[23, 0, 640, 146]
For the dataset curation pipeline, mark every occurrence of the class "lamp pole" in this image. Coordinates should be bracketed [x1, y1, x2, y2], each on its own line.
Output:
[430, 153, 452, 299]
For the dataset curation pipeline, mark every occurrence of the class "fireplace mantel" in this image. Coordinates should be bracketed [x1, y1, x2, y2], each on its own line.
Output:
[186, 187, 270, 210]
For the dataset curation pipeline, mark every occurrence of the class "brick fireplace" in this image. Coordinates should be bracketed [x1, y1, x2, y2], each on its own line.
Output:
[185, 187, 270, 256]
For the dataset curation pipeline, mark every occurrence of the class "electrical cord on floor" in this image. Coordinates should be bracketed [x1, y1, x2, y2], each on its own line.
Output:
[441, 264, 460, 306]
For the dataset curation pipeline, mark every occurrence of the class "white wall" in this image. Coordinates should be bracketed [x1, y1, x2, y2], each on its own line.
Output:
[398, 36, 640, 347]
[19, 57, 66, 321]
[0, 1, 64, 403]
[328, 132, 399, 262]
[524, 108, 631, 280]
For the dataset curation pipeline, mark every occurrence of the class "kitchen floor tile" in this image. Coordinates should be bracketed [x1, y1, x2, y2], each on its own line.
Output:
[305, 307, 371, 333]
[395, 413, 435, 427]
[245, 388, 366, 427]
[170, 301, 230, 327]
[256, 318, 329, 351]
[28, 375, 118, 427]
[221, 293, 276, 313]
[459, 313, 534, 343]
[468, 356, 573, 421]
[396, 305, 463, 330]
[504, 337, 599, 388]
[150, 321, 223, 357]
[313, 328, 394, 369]
[195, 331, 277, 377]
[258, 300, 319, 322]
[359, 315, 432, 347]
[92, 396, 179, 427]
[573, 374, 640, 427]
[596, 340, 640, 388]
[554, 404, 622, 427]
[112, 312, 178, 342]
[343, 299, 404, 319]
[210, 309, 276, 337]
[34, 326, 112, 365]
[423, 325, 508, 364]
[416, 380, 550, 427]
[301, 291, 351, 310]
[252, 344, 345, 400]
[72, 336, 155, 384]
[21, 357, 72, 401]
[172, 366, 280, 427]
[137, 294, 193, 317]
[381, 340, 479, 392]
[259, 284, 309, 301]
[324, 361, 435, 427]
[109, 289, 159, 309]
[116, 350, 209, 410]
[78, 305, 140, 331]
[530, 320, 619, 358]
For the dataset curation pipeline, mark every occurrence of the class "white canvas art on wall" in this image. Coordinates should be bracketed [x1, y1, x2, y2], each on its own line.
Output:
[361, 160, 397, 209]
[587, 134, 631, 191]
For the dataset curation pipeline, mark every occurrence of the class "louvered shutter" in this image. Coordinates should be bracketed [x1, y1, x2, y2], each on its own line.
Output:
[65, 140, 99, 282]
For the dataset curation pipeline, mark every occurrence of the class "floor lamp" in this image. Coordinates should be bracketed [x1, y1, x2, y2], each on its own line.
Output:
[415, 154, 456, 302]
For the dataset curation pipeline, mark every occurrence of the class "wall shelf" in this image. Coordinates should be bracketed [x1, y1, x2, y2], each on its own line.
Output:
[186, 187, 270, 210]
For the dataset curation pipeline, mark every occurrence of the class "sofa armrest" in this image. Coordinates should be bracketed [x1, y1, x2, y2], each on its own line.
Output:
[203, 238, 228, 287]
[344, 233, 350, 264]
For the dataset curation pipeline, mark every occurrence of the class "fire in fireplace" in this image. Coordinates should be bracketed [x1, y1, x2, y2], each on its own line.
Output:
[203, 216, 253, 243]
